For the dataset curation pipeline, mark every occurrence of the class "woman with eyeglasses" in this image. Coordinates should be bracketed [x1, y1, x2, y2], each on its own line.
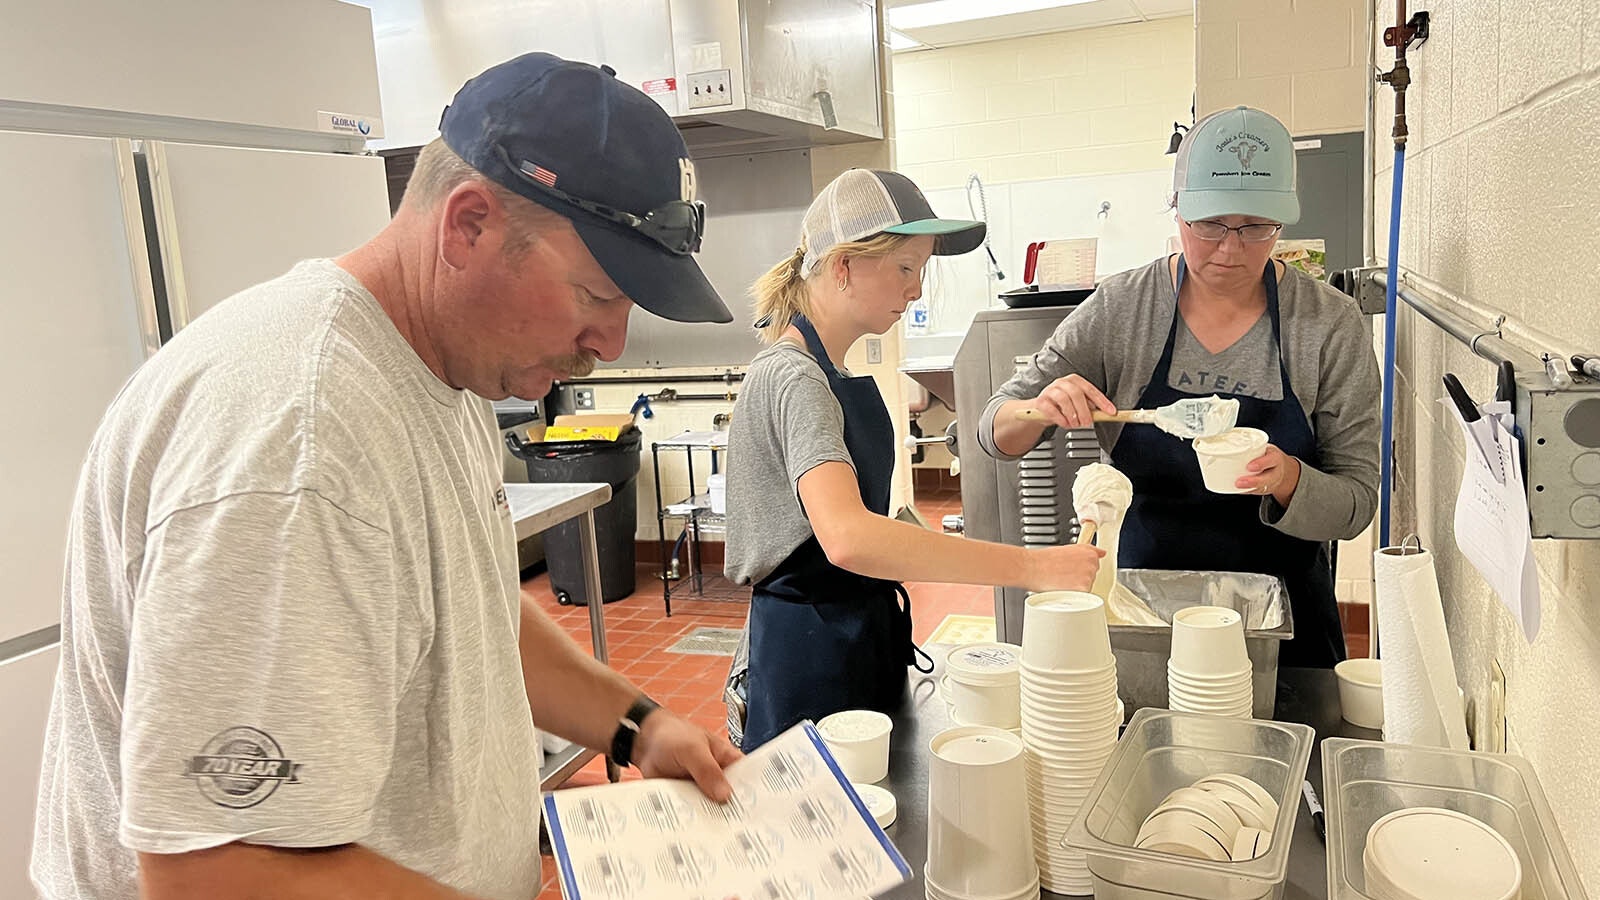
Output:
[982, 107, 1380, 669]
[725, 169, 1105, 750]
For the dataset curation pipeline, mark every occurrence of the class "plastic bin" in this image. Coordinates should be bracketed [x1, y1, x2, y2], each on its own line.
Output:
[509, 428, 641, 606]
[1111, 570, 1294, 720]
[1321, 738, 1589, 900]
[1065, 708, 1315, 900]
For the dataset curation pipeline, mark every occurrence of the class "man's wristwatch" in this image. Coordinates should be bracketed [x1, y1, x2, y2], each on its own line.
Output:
[609, 695, 661, 769]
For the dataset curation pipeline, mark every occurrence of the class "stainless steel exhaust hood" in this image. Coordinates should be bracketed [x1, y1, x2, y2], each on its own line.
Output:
[364, 0, 883, 156]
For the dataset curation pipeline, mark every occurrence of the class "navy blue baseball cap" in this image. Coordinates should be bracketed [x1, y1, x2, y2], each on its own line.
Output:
[439, 52, 732, 324]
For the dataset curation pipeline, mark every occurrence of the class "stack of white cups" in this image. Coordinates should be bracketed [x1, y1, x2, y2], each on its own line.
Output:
[1019, 591, 1122, 896]
[925, 726, 1040, 900]
[1167, 605, 1253, 719]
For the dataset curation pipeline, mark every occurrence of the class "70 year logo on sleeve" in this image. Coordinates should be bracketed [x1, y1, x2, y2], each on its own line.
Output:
[183, 726, 302, 809]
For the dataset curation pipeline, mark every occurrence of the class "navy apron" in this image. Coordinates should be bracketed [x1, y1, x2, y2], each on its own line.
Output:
[1111, 257, 1344, 668]
[741, 316, 933, 750]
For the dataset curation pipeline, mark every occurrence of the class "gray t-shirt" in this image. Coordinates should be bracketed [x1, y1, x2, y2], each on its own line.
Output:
[1169, 313, 1283, 401]
[32, 260, 541, 900]
[725, 342, 853, 585]
[978, 255, 1380, 543]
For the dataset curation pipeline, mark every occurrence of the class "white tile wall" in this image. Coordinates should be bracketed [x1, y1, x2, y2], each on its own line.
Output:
[1373, 0, 1600, 883]
[892, 17, 1195, 191]
[1196, 0, 1367, 135]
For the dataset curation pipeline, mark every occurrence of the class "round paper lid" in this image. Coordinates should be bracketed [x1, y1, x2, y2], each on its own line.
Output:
[1364, 807, 1521, 900]
[854, 782, 897, 828]
[946, 642, 1022, 687]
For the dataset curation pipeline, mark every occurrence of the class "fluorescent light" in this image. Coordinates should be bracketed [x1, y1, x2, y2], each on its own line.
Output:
[890, 0, 1098, 31]
[888, 29, 926, 51]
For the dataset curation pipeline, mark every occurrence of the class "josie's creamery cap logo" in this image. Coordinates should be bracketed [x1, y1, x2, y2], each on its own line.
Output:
[1174, 107, 1300, 225]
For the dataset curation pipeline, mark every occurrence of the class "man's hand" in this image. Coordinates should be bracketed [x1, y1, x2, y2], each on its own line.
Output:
[632, 709, 742, 802]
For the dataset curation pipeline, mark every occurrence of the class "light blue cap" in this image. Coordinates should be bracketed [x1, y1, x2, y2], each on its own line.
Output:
[1173, 106, 1300, 225]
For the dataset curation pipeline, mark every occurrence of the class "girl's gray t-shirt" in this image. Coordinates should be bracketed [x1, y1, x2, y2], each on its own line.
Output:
[725, 342, 855, 585]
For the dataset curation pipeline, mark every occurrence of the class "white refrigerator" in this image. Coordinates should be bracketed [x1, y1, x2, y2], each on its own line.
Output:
[0, 1, 393, 894]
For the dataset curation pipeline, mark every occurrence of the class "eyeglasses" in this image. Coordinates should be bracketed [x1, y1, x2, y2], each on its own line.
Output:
[1183, 219, 1283, 243]
[496, 145, 706, 256]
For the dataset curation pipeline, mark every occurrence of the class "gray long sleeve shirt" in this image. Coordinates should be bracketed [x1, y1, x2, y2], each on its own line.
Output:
[978, 255, 1380, 543]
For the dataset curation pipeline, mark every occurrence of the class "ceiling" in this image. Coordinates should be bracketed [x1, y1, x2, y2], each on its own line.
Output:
[887, 0, 1193, 51]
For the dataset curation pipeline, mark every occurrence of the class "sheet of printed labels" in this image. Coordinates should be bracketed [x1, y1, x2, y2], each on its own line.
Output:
[543, 722, 910, 900]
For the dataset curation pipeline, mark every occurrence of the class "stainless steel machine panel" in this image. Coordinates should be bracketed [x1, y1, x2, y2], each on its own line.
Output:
[953, 305, 1101, 643]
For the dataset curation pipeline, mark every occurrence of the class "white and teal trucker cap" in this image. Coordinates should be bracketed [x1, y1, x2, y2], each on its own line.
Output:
[1173, 106, 1300, 225]
[800, 169, 985, 277]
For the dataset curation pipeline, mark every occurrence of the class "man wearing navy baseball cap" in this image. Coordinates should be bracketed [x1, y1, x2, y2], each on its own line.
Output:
[34, 53, 737, 900]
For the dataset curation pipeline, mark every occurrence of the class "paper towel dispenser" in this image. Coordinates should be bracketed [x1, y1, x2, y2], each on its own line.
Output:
[366, 0, 883, 155]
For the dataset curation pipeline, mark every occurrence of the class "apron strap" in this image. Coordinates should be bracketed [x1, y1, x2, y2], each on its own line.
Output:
[791, 315, 840, 378]
[893, 583, 936, 674]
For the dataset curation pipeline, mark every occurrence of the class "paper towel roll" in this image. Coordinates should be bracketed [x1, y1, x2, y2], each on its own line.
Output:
[1372, 546, 1470, 749]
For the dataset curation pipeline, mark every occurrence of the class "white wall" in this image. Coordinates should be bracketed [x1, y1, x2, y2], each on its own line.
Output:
[892, 17, 1196, 190]
[1375, 0, 1600, 887]
[1195, 0, 1367, 134]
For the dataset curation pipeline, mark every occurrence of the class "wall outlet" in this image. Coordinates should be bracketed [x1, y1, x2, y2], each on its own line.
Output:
[866, 338, 882, 365]
[687, 69, 733, 110]
[1489, 658, 1508, 754]
[573, 387, 596, 410]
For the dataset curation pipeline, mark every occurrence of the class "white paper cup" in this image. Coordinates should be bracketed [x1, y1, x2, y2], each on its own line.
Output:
[1193, 427, 1269, 494]
[817, 710, 892, 784]
[1168, 685, 1253, 705]
[926, 726, 1037, 900]
[1021, 591, 1113, 672]
[1168, 684, 1253, 705]
[1169, 605, 1250, 677]
[1021, 666, 1118, 693]
[1167, 663, 1253, 685]
[1334, 657, 1384, 730]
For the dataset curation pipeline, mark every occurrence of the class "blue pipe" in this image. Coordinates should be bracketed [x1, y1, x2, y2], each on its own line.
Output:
[1379, 147, 1405, 546]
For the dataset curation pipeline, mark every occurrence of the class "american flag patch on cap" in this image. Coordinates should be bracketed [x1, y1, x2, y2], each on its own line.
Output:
[519, 161, 558, 187]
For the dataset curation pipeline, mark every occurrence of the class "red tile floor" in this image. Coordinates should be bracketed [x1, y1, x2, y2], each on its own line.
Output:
[526, 487, 1367, 896]
[526, 488, 979, 898]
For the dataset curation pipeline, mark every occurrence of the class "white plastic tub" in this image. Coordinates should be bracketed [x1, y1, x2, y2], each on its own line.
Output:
[943, 642, 1023, 729]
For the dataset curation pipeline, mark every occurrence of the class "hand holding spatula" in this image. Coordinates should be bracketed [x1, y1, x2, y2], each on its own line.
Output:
[1015, 395, 1240, 440]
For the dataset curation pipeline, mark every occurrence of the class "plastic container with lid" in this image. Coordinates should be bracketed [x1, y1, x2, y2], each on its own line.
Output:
[817, 710, 892, 784]
[1322, 738, 1589, 900]
[942, 642, 1023, 729]
[1063, 708, 1314, 900]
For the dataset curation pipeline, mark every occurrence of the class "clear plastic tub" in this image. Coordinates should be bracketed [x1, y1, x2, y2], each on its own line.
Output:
[1065, 709, 1315, 899]
[1321, 738, 1590, 900]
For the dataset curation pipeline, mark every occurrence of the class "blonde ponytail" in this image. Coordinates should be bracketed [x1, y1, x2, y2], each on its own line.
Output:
[750, 245, 811, 345]
[750, 232, 922, 344]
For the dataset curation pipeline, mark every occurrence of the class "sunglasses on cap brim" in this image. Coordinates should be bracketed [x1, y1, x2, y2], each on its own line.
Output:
[495, 144, 705, 256]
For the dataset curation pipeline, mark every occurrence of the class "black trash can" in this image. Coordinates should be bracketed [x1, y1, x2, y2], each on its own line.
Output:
[509, 428, 641, 606]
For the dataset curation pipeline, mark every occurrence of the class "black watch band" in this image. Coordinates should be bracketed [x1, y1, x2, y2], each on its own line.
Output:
[609, 695, 660, 769]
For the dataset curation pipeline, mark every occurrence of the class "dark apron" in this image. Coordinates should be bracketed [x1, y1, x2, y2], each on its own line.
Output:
[1111, 257, 1344, 668]
[741, 316, 932, 750]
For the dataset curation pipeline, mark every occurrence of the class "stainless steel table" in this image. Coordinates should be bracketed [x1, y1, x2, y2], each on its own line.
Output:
[877, 659, 1380, 899]
[504, 482, 619, 791]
